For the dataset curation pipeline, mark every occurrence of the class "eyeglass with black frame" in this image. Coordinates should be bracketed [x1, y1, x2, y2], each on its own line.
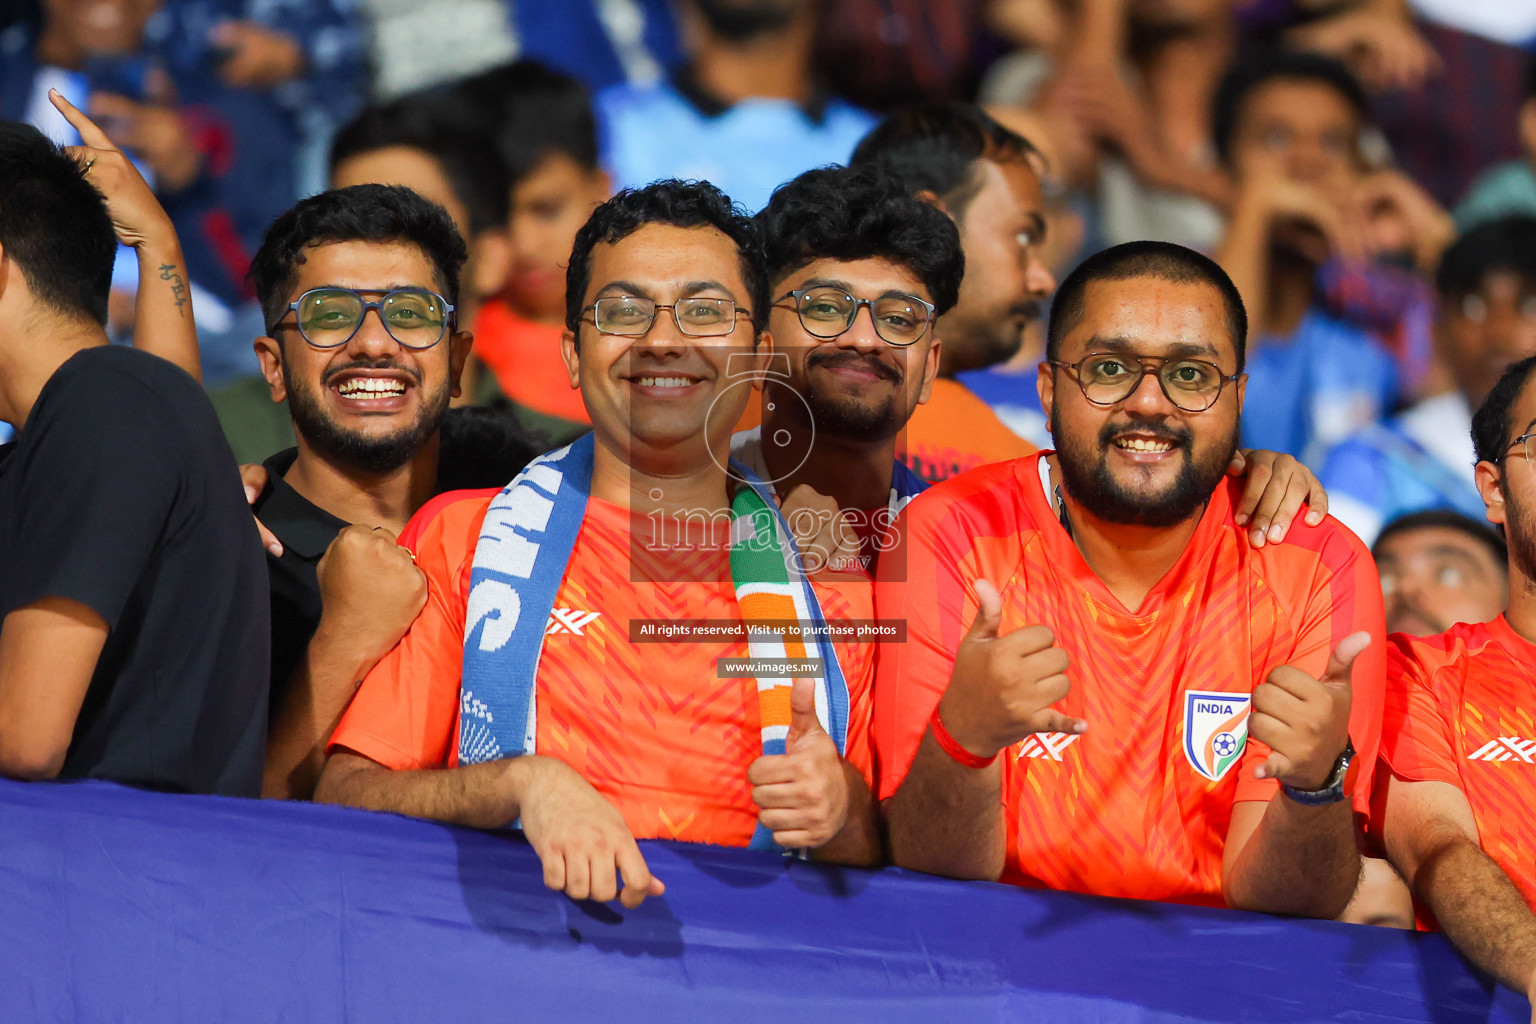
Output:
[269, 287, 455, 350]
[1049, 352, 1240, 413]
[582, 295, 750, 337]
[773, 286, 936, 347]
[1504, 431, 1536, 464]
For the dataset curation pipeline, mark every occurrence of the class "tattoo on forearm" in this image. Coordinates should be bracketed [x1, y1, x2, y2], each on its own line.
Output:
[158, 263, 187, 317]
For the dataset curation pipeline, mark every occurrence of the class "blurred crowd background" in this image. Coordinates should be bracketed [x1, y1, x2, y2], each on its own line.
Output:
[4, 0, 1536, 560]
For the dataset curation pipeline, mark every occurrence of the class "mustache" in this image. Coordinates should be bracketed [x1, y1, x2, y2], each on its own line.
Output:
[805, 349, 903, 383]
[1012, 300, 1043, 324]
[1388, 597, 1447, 636]
[322, 358, 422, 387]
[1099, 419, 1192, 449]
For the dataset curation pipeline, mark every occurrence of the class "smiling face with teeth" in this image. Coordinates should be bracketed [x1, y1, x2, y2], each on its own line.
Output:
[561, 222, 766, 474]
[255, 240, 471, 475]
[1039, 276, 1245, 528]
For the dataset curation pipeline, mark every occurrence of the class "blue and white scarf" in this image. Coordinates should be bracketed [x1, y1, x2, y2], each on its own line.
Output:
[457, 433, 851, 850]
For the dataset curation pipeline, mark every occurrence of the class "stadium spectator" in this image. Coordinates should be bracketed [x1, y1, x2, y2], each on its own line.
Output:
[876, 242, 1386, 917]
[212, 91, 517, 464]
[459, 61, 607, 444]
[981, 0, 1234, 250]
[597, 0, 875, 213]
[0, 120, 268, 794]
[1214, 52, 1447, 464]
[1454, 61, 1536, 231]
[363, 0, 680, 103]
[1, 0, 314, 383]
[163, 0, 367, 132]
[814, 0, 991, 112]
[1321, 218, 1536, 542]
[745, 162, 1330, 571]
[1372, 510, 1507, 637]
[316, 181, 881, 906]
[848, 103, 1048, 484]
[1373, 354, 1536, 1011]
[243, 184, 480, 800]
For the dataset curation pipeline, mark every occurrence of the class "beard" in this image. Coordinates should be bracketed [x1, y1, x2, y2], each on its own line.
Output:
[798, 349, 906, 443]
[284, 358, 448, 475]
[944, 299, 1041, 373]
[1504, 481, 1536, 585]
[695, 0, 801, 41]
[1053, 413, 1238, 528]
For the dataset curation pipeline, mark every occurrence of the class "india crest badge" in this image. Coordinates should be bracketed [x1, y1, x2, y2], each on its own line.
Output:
[1182, 690, 1251, 782]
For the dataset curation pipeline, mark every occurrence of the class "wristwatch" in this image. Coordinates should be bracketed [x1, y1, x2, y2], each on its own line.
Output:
[1280, 739, 1354, 806]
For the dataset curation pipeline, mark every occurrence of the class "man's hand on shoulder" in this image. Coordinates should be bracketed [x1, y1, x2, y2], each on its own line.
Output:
[240, 462, 283, 557]
[314, 525, 427, 675]
[1252, 632, 1368, 790]
[518, 757, 665, 909]
[936, 579, 1087, 761]
[1229, 449, 1328, 548]
[748, 677, 850, 849]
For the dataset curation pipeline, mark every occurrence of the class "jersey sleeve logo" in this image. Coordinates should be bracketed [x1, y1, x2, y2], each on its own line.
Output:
[1467, 737, 1536, 763]
[1183, 690, 1251, 782]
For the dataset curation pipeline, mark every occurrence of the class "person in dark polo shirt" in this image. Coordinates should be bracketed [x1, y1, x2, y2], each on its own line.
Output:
[0, 122, 268, 796]
[247, 184, 539, 800]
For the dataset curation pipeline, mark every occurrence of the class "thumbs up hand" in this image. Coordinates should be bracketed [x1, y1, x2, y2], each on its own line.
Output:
[935, 579, 1087, 762]
[1251, 632, 1368, 790]
[748, 677, 850, 849]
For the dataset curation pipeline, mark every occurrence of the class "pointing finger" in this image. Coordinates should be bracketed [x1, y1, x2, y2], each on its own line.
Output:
[48, 89, 116, 150]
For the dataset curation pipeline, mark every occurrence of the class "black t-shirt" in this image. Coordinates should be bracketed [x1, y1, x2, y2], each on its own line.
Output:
[0, 346, 269, 796]
[254, 406, 542, 710]
[251, 447, 346, 711]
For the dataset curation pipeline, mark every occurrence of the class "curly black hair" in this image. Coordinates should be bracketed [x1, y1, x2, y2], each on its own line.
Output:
[249, 183, 468, 334]
[756, 164, 964, 316]
[564, 179, 767, 334]
[1472, 353, 1536, 466]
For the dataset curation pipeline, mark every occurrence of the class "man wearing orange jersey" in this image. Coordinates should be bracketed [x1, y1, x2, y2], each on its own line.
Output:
[314, 181, 880, 909]
[1374, 354, 1536, 1012]
[875, 241, 1387, 917]
[743, 163, 1330, 575]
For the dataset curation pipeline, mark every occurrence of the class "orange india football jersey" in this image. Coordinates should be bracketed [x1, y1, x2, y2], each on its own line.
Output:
[897, 378, 1038, 484]
[1377, 619, 1536, 913]
[873, 453, 1387, 907]
[329, 491, 875, 847]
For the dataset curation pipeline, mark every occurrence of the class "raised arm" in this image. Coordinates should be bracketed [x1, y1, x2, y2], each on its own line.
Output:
[48, 89, 201, 381]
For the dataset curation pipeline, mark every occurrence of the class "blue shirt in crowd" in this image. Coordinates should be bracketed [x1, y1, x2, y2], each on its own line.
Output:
[598, 71, 876, 212]
[1239, 308, 1399, 468]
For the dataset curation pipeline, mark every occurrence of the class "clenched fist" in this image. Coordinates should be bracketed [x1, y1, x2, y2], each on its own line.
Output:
[315, 524, 428, 672]
[1251, 632, 1368, 791]
[935, 579, 1087, 761]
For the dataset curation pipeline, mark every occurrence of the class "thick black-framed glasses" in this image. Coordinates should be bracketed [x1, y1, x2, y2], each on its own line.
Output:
[774, 287, 936, 347]
[1049, 353, 1240, 413]
[269, 287, 455, 350]
[582, 296, 750, 338]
